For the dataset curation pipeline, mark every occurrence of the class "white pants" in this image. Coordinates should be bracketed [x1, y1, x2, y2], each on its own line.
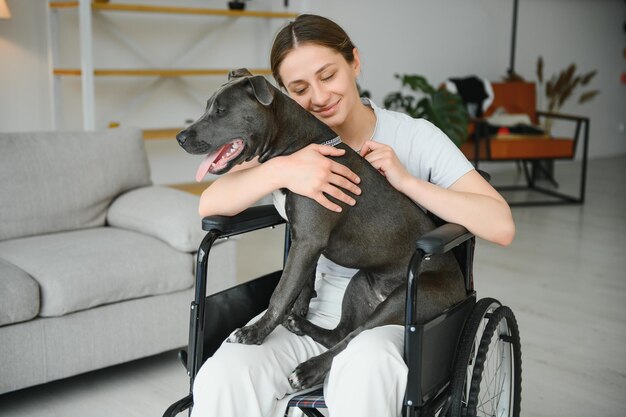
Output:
[190, 274, 407, 417]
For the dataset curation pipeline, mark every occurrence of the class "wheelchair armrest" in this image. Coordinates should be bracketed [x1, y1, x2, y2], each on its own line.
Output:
[416, 223, 474, 254]
[202, 204, 285, 237]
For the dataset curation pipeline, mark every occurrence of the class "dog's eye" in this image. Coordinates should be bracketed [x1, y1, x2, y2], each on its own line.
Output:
[216, 107, 225, 114]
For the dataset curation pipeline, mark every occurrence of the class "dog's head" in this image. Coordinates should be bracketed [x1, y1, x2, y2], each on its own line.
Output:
[177, 68, 277, 181]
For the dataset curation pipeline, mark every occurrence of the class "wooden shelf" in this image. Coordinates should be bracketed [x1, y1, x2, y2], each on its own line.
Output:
[167, 181, 213, 196]
[54, 68, 272, 77]
[142, 128, 182, 140]
[50, 2, 298, 19]
[109, 126, 181, 141]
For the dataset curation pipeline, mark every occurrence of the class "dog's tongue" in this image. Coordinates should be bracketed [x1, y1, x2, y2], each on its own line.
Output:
[195, 145, 227, 182]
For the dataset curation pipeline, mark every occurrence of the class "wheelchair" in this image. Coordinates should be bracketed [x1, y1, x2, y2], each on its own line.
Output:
[164, 203, 522, 417]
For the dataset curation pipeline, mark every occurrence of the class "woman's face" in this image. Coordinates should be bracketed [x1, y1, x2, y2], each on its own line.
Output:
[278, 43, 361, 130]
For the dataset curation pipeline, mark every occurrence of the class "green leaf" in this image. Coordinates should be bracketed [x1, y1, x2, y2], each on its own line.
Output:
[399, 74, 436, 95]
[384, 74, 469, 147]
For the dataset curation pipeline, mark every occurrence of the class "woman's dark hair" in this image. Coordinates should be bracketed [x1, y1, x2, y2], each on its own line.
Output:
[270, 14, 356, 88]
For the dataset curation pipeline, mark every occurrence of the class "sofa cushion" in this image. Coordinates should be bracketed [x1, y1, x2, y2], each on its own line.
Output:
[107, 186, 206, 252]
[0, 227, 193, 317]
[0, 128, 151, 242]
[0, 259, 40, 326]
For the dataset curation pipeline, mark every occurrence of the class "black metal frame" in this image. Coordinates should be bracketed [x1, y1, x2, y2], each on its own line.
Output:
[403, 224, 476, 417]
[164, 206, 287, 417]
[164, 206, 480, 417]
[471, 112, 590, 207]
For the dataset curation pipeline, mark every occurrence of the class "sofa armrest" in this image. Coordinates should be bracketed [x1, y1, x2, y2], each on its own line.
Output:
[415, 223, 473, 254]
[106, 186, 206, 252]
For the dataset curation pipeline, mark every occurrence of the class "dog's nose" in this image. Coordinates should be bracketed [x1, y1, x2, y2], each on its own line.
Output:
[176, 130, 191, 146]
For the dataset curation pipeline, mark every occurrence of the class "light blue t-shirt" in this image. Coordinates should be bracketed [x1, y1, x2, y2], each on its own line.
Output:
[274, 99, 474, 280]
[365, 98, 473, 188]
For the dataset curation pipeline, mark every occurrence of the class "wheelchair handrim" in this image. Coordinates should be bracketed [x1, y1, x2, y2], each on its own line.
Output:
[462, 301, 500, 411]
[475, 314, 514, 417]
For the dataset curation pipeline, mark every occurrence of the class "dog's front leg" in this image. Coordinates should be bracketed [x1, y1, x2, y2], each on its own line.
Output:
[288, 263, 317, 319]
[228, 240, 323, 345]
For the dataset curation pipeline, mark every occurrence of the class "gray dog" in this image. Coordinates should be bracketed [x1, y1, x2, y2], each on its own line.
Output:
[176, 69, 465, 390]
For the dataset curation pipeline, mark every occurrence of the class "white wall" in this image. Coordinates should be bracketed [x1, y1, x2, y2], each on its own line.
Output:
[1, 0, 624, 184]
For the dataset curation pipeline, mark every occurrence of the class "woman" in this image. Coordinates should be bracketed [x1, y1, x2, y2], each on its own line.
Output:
[191, 14, 515, 417]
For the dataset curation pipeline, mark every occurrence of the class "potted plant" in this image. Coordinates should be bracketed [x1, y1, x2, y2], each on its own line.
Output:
[536, 57, 599, 133]
[383, 74, 469, 147]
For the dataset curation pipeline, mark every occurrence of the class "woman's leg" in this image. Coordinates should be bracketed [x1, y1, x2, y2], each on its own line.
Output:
[191, 314, 335, 417]
[324, 325, 407, 417]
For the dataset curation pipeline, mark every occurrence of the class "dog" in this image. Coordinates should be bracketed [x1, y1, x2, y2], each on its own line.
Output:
[176, 68, 465, 390]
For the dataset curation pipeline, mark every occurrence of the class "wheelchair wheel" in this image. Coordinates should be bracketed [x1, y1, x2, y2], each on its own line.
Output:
[448, 299, 521, 417]
[468, 305, 521, 417]
[447, 298, 501, 416]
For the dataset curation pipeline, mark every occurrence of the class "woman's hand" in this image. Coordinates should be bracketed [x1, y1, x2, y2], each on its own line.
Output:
[275, 144, 361, 212]
[359, 140, 411, 192]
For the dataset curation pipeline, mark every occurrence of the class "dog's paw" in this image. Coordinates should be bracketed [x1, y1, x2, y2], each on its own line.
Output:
[226, 325, 267, 345]
[288, 356, 330, 390]
[284, 314, 306, 336]
[291, 289, 317, 317]
[291, 304, 310, 319]
[226, 328, 243, 344]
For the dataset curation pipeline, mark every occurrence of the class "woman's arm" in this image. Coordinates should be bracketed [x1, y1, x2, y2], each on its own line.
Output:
[400, 171, 515, 246]
[198, 144, 362, 217]
[359, 141, 515, 246]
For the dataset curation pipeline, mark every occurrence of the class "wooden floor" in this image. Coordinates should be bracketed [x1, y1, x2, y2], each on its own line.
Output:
[0, 156, 624, 417]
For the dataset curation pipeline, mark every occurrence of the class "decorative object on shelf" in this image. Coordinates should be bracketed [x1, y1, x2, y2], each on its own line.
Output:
[0, 0, 11, 19]
[227, 0, 247, 11]
[384, 74, 469, 147]
[536, 56, 599, 133]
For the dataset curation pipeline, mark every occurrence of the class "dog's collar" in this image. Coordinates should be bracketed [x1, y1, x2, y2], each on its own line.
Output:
[320, 136, 342, 147]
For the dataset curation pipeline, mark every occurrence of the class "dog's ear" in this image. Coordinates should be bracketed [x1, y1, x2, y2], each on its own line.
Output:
[228, 68, 253, 80]
[248, 76, 274, 106]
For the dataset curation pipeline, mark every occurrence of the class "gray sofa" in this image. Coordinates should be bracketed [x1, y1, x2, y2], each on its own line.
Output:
[0, 128, 236, 394]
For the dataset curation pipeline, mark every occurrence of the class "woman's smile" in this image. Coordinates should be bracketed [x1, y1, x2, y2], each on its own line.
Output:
[314, 99, 341, 118]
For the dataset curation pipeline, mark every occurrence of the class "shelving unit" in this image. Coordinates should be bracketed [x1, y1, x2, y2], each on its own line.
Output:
[46, 0, 297, 193]
[47, 0, 296, 132]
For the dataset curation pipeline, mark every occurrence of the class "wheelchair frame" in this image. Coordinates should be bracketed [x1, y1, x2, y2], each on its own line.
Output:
[164, 205, 521, 417]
